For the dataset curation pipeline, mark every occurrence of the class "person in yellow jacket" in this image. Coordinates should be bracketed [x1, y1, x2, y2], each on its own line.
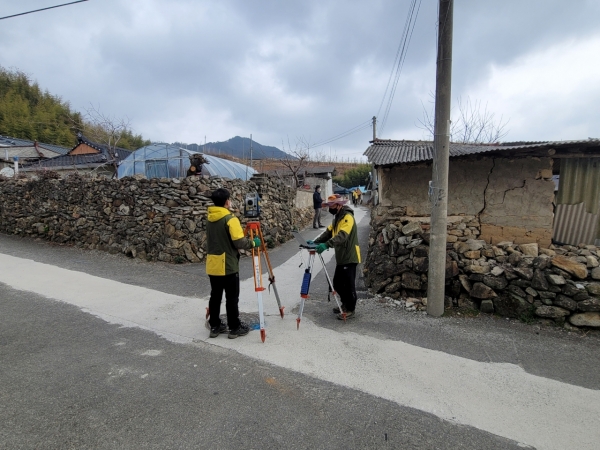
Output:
[310, 194, 361, 320]
[206, 188, 261, 339]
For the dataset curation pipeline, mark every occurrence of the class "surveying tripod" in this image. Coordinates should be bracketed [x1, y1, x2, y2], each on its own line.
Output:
[245, 221, 284, 342]
[297, 245, 346, 329]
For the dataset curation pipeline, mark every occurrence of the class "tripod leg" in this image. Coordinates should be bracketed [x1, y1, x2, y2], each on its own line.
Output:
[318, 254, 346, 322]
[259, 227, 284, 318]
[297, 252, 315, 329]
[250, 227, 267, 342]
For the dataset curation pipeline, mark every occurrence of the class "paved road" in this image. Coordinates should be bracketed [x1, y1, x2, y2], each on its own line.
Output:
[1, 205, 599, 449]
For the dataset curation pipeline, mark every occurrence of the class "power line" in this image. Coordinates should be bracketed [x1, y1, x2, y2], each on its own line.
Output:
[377, 0, 422, 136]
[0, 0, 89, 21]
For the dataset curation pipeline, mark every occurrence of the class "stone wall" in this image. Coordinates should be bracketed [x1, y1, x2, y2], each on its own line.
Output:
[0, 173, 313, 263]
[377, 156, 555, 246]
[365, 206, 600, 329]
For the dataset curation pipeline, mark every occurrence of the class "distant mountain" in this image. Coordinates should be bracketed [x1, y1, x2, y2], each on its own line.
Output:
[172, 136, 292, 160]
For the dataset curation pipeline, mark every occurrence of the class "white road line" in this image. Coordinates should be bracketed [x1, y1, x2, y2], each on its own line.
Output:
[1, 207, 599, 450]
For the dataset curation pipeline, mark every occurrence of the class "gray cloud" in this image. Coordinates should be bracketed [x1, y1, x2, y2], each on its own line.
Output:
[1, 0, 599, 159]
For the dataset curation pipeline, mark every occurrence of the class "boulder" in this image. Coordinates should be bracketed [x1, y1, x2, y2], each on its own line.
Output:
[480, 300, 494, 314]
[470, 282, 497, 299]
[551, 256, 588, 280]
[514, 267, 533, 281]
[493, 294, 531, 318]
[592, 267, 600, 280]
[553, 294, 577, 311]
[577, 298, 600, 312]
[519, 243, 539, 257]
[401, 272, 422, 290]
[483, 274, 508, 290]
[586, 283, 600, 296]
[401, 222, 422, 236]
[546, 274, 566, 285]
[535, 306, 570, 319]
[569, 312, 600, 328]
[458, 274, 472, 293]
[531, 269, 549, 290]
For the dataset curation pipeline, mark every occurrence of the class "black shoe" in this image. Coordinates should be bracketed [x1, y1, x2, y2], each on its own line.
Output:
[313, 226, 319, 229]
[318, 225, 325, 228]
[228, 321, 250, 339]
[333, 307, 341, 314]
[209, 322, 228, 338]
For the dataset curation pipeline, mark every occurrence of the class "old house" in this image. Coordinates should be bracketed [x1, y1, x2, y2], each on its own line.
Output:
[0, 136, 68, 174]
[21, 134, 132, 178]
[365, 138, 600, 247]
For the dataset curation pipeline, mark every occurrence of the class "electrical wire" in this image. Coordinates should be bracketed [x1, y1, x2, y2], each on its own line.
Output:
[378, 0, 422, 136]
[0, 0, 89, 21]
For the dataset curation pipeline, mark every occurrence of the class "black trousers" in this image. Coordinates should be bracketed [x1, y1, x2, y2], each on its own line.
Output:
[333, 263, 357, 312]
[208, 273, 240, 330]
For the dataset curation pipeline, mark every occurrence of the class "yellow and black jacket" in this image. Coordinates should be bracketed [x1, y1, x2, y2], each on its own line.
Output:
[205, 206, 253, 276]
[314, 206, 361, 265]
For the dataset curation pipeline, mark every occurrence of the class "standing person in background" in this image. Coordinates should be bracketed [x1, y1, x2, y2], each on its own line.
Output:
[206, 188, 261, 339]
[312, 185, 325, 229]
[352, 190, 358, 206]
[310, 194, 360, 320]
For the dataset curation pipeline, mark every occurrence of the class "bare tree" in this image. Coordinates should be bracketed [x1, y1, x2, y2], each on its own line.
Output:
[278, 136, 311, 188]
[73, 105, 135, 178]
[418, 95, 509, 144]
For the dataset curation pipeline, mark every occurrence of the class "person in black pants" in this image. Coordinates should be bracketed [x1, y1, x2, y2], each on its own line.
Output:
[313, 185, 324, 229]
[311, 194, 361, 320]
[205, 188, 261, 338]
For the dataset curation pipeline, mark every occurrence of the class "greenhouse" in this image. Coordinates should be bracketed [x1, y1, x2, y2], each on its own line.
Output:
[117, 143, 257, 180]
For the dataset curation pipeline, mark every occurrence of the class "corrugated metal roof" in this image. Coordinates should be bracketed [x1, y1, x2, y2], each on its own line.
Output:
[364, 138, 600, 166]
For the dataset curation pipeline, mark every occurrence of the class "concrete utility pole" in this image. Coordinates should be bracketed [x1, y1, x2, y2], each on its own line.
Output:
[372, 116, 377, 141]
[427, 0, 453, 317]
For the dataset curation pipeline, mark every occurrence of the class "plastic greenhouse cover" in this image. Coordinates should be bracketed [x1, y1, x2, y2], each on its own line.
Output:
[117, 144, 257, 180]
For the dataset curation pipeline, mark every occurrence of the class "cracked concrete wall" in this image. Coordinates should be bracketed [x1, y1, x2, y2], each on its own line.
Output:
[377, 156, 555, 245]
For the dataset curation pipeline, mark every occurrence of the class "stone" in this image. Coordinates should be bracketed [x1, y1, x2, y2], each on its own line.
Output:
[539, 248, 556, 257]
[491, 266, 505, 276]
[413, 257, 429, 273]
[493, 294, 531, 318]
[546, 274, 566, 285]
[508, 251, 522, 266]
[525, 287, 538, 297]
[577, 298, 600, 312]
[592, 267, 600, 280]
[586, 256, 599, 268]
[470, 282, 497, 299]
[483, 274, 508, 290]
[401, 222, 422, 236]
[372, 277, 392, 293]
[586, 283, 600, 296]
[551, 256, 588, 280]
[459, 274, 472, 293]
[538, 291, 557, 300]
[519, 243, 539, 257]
[553, 294, 577, 311]
[535, 306, 570, 319]
[514, 267, 533, 280]
[531, 269, 549, 290]
[401, 272, 422, 290]
[480, 300, 494, 313]
[508, 284, 527, 299]
[384, 282, 402, 294]
[445, 260, 459, 278]
[464, 250, 481, 259]
[569, 312, 600, 328]
[407, 239, 423, 249]
[466, 265, 490, 274]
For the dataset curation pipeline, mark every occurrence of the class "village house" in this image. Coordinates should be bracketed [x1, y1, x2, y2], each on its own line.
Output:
[0, 136, 69, 174]
[20, 133, 132, 178]
[365, 138, 600, 247]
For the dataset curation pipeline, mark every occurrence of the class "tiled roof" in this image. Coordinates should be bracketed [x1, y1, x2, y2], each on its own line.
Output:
[1, 146, 62, 159]
[364, 138, 600, 166]
[0, 135, 71, 155]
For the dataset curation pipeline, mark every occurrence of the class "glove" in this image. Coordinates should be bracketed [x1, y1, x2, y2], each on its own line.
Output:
[316, 243, 329, 254]
[306, 240, 315, 245]
[252, 237, 262, 248]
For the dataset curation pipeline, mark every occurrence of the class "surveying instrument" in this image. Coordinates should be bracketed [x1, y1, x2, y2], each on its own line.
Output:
[244, 193, 284, 342]
[293, 232, 346, 328]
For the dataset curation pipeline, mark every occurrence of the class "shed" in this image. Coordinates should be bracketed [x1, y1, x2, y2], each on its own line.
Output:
[364, 138, 600, 246]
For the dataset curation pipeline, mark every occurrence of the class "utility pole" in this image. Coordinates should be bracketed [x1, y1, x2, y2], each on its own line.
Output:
[427, 0, 453, 317]
[372, 116, 377, 141]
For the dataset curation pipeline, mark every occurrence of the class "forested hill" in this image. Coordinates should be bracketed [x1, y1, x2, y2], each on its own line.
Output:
[0, 67, 148, 150]
[174, 136, 291, 159]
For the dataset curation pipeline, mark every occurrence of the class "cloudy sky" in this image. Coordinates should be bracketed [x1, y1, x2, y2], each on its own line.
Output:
[1, 0, 599, 160]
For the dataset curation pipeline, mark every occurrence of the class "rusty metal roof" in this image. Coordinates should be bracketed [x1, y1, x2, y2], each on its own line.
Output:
[364, 138, 600, 166]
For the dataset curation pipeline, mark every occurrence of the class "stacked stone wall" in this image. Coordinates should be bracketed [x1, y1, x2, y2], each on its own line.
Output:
[0, 173, 313, 263]
[365, 206, 600, 329]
